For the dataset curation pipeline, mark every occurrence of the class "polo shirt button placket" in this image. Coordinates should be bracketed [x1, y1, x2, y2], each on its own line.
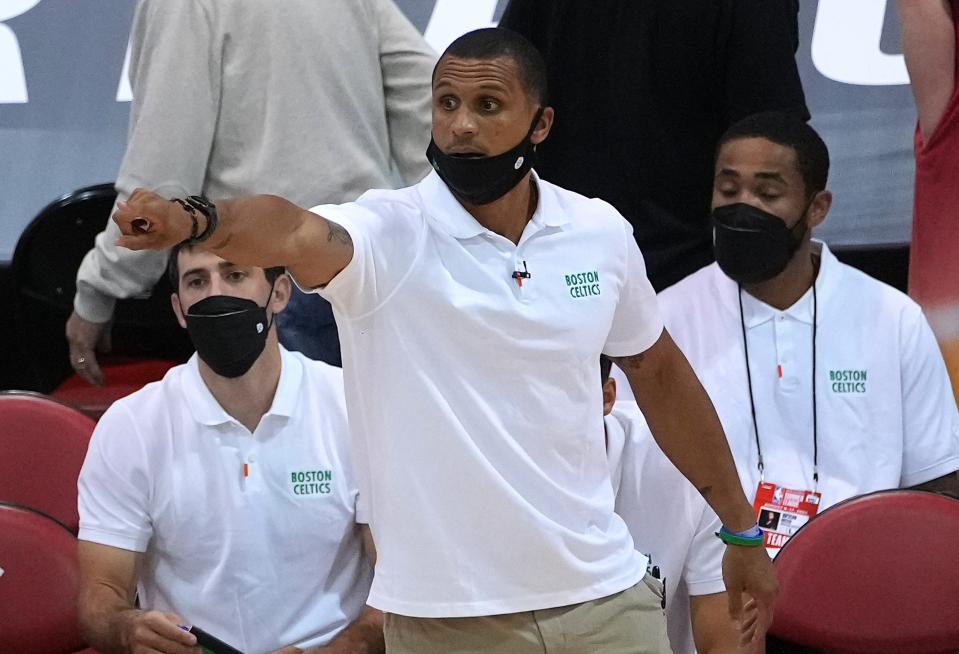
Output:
[776, 315, 799, 393]
[510, 250, 534, 303]
[240, 449, 259, 492]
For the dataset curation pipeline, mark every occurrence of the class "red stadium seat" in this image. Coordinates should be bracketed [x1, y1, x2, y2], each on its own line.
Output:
[770, 490, 959, 654]
[52, 357, 176, 421]
[0, 503, 86, 654]
[0, 392, 95, 533]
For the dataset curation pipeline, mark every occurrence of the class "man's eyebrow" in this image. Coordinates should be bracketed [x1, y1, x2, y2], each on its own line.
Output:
[218, 261, 237, 269]
[433, 76, 511, 93]
[180, 266, 209, 279]
[475, 81, 510, 92]
[716, 169, 787, 184]
[754, 171, 787, 183]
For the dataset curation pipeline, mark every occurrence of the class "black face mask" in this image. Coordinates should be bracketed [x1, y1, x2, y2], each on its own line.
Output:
[426, 107, 544, 205]
[183, 291, 275, 379]
[712, 202, 809, 285]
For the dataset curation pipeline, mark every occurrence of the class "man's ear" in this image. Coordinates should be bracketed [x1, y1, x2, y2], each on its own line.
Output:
[269, 274, 292, 315]
[602, 377, 617, 416]
[531, 106, 554, 146]
[171, 293, 187, 329]
[807, 190, 832, 228]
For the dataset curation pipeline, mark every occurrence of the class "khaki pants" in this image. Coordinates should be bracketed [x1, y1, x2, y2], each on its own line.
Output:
[384, 575, 673, 654]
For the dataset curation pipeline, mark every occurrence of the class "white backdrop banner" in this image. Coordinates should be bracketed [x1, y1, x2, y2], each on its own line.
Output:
[0, 0, 915, 262]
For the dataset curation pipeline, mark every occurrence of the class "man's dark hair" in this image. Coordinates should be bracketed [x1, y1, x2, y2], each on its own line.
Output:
[600, 355, 613, 382]
[437, 27, 548, 105]
[166, 241, 285, 289]
[718, 111, 830, 197]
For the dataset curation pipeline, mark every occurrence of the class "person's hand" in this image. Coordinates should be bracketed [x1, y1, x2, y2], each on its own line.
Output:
[722, 544, 778, 627]
[65, 310, 111, 386]
[738, 595, 770, 651]
[114, 609, 201, 654]
[113, 188, 194, 251]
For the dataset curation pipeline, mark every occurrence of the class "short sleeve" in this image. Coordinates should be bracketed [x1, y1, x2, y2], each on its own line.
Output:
[683, 504, 726, 597]
[298, 195, 423, 319]
[77, 403, 154, 552]
[603, 220, 664, 356]
[899, 308, 959, 486]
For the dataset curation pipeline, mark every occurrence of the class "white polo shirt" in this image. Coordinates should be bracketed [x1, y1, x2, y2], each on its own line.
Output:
[606, 402, 725, 654]
[655, 241, 959, 512]
[78, 347, 372, 654]
[305, 170, 664, 617]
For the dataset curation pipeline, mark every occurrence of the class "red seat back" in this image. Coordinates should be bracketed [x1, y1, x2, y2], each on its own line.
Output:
[771, 490, 959, 654]
[0, 504, 86, 654]
[52, 357, 177, 421]
[0, 392, 95, 533]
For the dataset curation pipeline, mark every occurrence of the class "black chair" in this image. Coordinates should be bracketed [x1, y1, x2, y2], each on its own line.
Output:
[10, 183, 191, 393]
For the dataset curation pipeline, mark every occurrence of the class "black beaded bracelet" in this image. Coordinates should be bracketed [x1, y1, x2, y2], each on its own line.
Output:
[171, 198, 199, 241]
[172, 195, 218, 243]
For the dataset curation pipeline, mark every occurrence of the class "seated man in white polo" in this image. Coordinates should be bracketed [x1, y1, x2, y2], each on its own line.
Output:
[77, 242, 379, 654]
[601, 356, 761, 654]
[618, 112, 959, 556]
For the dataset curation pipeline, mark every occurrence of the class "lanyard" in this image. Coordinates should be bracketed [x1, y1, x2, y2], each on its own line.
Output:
[738, 282, 819, 490]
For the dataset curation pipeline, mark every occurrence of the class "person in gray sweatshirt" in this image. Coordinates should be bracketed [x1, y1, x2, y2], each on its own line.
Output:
[66, 0, 435, 382]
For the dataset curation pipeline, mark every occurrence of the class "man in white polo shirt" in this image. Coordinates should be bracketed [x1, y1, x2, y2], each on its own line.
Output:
[656, 112, 959, 555]
[601, 355, 762, 654]
[77, 244, 380, 654]
[108, 27, 776, 653]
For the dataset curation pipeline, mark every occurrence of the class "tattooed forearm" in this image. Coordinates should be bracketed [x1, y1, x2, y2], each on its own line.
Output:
[326, 219, 353, 246]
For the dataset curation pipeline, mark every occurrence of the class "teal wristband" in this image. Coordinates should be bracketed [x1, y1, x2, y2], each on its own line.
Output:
[715, 524, 764, 547]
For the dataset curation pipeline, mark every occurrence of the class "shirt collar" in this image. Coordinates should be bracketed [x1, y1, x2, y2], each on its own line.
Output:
[181, 345, 302, 427]
[732, 240, 839, 329]
[267, 347, 302, 418]
[418, 169, 570, 239]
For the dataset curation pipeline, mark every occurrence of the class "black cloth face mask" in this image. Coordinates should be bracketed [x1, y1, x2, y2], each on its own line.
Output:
[183, 289, 275, 379]
[426, 107, 544, 205]
[712, 202, 809, 285]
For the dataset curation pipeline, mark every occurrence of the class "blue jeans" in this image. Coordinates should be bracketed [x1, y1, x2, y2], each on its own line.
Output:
[277, 285, 341, 366]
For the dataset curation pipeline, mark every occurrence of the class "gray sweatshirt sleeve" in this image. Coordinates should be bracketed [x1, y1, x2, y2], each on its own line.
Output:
[372, 0, 436, 187]
[74, 0, 220, 323]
